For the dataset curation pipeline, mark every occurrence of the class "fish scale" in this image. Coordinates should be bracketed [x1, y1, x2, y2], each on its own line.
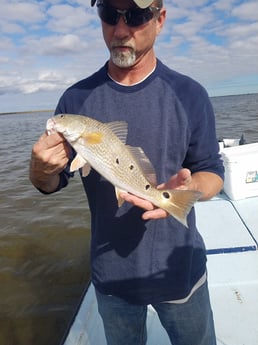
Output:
[46, 114, 202, 227]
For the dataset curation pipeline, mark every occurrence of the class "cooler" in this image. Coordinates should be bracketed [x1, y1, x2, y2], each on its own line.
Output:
[221, 143, 258, 200]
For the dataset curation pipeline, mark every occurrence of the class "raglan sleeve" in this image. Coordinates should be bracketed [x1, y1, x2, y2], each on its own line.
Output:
[182, 89, 224, 180]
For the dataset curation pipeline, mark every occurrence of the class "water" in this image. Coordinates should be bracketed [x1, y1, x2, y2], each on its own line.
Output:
[0, 94, 257, 345]
[211, 93, 258, 143]
[0, 111, 91, 345]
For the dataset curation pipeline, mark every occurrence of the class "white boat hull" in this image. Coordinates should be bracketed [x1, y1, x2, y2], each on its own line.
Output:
[63, 193, 258, 345]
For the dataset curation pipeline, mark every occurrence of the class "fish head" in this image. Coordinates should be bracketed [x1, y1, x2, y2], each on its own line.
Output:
[46, 114, 85, 142]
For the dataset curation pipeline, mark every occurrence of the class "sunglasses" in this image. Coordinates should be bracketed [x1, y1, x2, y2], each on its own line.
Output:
[97, 3, 160, 28]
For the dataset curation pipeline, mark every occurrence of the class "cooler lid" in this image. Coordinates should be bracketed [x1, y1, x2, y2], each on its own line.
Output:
[221, 143, 258, 163]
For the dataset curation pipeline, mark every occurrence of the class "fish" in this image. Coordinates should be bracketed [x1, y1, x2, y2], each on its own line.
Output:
[46, 114, 202, 227]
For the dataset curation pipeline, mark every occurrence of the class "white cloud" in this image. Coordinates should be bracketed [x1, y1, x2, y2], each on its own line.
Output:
[231, 1, 258, 21]
[0, 56, 9, 63]
[223, 22, 258, 40]
[214, 0, 237, 11]
[0, 0, 257, 111]
[0, 21, 24, 34]
[42, 34, 86, 55]
[172, 10, 214, 38]
[0, 1, 45, 23]
[20, 33, 88, 56]
[0, 68, 76, 96]
[47, 4, 96, 33]
[38, 70, 63, 82]
[170, 0, 210, 9]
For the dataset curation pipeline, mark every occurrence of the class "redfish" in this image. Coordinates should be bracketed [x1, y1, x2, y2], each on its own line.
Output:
[46, 114, 201, 226]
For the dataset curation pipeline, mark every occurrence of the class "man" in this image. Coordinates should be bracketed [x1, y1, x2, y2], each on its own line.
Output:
[30, 0, 224, 344]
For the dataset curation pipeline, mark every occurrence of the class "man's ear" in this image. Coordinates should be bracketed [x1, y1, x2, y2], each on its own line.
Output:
[156, 8, 166, 35]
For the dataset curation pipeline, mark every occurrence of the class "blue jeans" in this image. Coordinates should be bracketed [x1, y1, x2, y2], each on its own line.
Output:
[95, 282, 217, 345]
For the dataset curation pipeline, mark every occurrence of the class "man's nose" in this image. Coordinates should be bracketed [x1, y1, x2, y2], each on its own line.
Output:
[113, 15, 131, 38]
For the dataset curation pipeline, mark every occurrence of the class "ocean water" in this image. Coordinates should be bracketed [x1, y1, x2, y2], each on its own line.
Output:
[0, 93, 257, 345]
[0, 111, 90, 345]
[211, 93, 258, 143]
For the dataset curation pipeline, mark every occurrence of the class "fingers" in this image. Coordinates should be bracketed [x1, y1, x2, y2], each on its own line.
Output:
[158, 168, 192, 190]
[119, 192, 169, 220]
[38, 131, 66, 148]
[31, 132, 71, 177]
[118, 168, 193, 221]
[142, 208, 168, 220]
[119, 192, 155, 211]
[177, 168, 192, 186]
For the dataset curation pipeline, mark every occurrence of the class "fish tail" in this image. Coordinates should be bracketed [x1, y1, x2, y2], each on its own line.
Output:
[161, 189, 202, 227]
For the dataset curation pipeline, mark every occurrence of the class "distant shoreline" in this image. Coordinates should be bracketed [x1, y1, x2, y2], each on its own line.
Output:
[0, 109, 54, 116]
[1, 92, 257, 115]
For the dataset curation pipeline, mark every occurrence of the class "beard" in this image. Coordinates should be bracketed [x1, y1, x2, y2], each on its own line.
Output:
[110, 44, 136, 68]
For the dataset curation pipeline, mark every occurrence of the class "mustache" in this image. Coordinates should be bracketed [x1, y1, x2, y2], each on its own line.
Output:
[111, 40, 135, 49]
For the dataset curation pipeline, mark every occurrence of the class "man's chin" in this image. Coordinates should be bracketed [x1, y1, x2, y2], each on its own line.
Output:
[111, 51, 136, 68]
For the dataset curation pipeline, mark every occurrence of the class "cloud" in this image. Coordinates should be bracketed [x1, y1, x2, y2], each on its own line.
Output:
[47, 4, 96, 33]
[231, 1, 258, 21]
[0, 0, 257, 112]
[0, 1, 45, 23]
[214, 0, 237, 11]
[0, 68, 76, 96]
[22, 33, 87, 56]
[223, 22, 258, 40]
[156, 0, 258, 95]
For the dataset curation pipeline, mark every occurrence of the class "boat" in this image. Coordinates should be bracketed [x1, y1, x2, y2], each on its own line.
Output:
[61, 141, 258, 345]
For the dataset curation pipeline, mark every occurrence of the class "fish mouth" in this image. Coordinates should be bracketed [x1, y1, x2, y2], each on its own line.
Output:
[46, 118, 57, 135]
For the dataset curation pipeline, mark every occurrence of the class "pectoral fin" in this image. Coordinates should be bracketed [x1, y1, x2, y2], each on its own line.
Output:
[70, 154, 87, 172]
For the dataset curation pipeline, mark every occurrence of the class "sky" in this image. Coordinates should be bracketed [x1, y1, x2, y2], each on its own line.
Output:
[0, 0, 258, 113]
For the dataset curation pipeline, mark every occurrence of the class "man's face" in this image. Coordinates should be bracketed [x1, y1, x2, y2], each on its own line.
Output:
[99, 0, 165, 68]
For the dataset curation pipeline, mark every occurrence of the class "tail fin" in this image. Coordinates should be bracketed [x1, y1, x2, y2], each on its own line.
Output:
[162, 189, 202, 227]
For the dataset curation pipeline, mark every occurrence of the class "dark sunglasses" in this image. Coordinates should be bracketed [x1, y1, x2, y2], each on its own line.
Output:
[97, 3, 160, 27]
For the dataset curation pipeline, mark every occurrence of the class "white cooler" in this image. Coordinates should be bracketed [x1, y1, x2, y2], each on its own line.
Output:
[221, 143, 258, 200]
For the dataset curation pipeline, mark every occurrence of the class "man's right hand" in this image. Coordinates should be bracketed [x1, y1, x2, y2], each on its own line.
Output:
[29, 132, 71, 193]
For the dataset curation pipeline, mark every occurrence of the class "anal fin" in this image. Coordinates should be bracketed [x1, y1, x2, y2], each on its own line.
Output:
[115, 187, 127, 207]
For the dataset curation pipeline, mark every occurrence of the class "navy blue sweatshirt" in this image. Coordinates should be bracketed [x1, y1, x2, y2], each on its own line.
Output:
[55, 60, 224, 304]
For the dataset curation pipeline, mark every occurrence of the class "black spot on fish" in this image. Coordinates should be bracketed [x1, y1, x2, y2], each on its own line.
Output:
[129, 164, 134, 170]
[116, 158, 119, 164]
[145, 184, 150, 190]
[162, 191, 170, 199]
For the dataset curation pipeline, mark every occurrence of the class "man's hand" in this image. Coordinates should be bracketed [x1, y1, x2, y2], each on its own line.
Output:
[119, 168, 223, 220]
[29, 132, 71, 193]
[120, 169, 192, 220]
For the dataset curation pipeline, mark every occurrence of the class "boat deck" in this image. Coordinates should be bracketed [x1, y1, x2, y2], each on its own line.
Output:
[62, 193, 258, 345]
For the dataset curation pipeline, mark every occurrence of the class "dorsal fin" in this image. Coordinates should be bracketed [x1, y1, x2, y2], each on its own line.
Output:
[106, 121, 128, 144]
[127, 146, 157, 186]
